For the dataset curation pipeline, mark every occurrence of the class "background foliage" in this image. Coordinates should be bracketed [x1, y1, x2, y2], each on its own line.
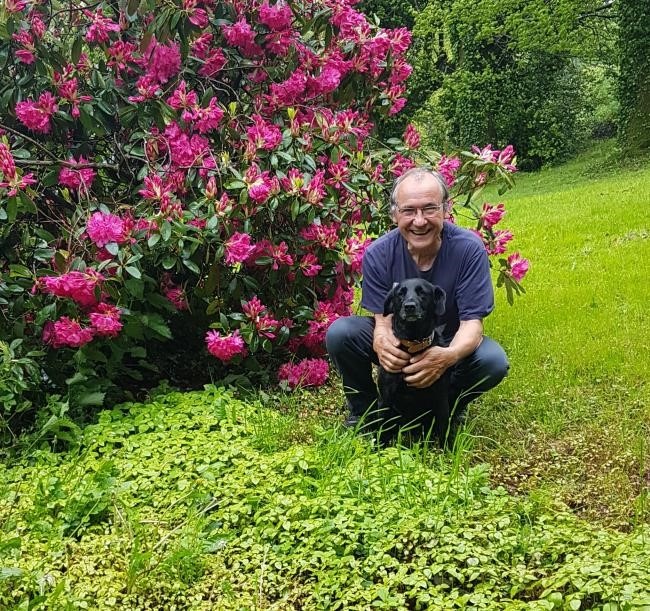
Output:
[618, 0, 650, 153]
[363, 0, 632, 167]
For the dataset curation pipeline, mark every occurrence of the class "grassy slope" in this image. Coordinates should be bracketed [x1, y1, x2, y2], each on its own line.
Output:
[474, 143, 650, 528]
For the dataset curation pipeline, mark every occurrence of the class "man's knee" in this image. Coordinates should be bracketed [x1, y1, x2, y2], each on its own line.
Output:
[325, 316, 357, 355]
[478, 339, 510, 386]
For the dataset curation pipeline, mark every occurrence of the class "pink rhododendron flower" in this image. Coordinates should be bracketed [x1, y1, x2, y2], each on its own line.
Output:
[403, 123, 420, 149]
[222, 18, 263, 57]
[225, 232, 255, 265]
[191, 32, 213, 58]
[143, 39, 181, 84]
[306, 65, 342, 97]
[245, 166, 277, 203]
[199, 47, 228, 77]
[84, 8, 121, 44]
[269, 69, 307, 106]
[161, 273, 189, 310]
[0, 142, 36, 196]
[59, 156, 96, 191]
[259, 0, 293, 31]
[327, 158, 349, 189]
[183, 0, 208, 28]
[242, 295, 266, 321]
[344, 233, 372, 274]
[278, 358, 329, 388]
[438, 155, 462, 187]
[497, 145, 517, 172]
[265, 30, 296, 56]
[300, 222, 340, 249]
[205, 329, 247, 362]
[299, 253, 322, 277]
[167, 80, 198, 111]
[164, 122, 210, 167]
[5, 0, 27, 14]
[191, 98, 224, 133]
[107, 41, 138, 75]
[507, 252, 529, 282]
[39, 270, 104, 307]
[302, 170, 326, 205]
[390, 58, 412, 85]
[165, 286, 189, 310]
[246, 114, 282, 150]
[390, 153, 416, 177]
[475, 228, 514, 255]
[480, 203, 506, 229]
[471, 144, 497, 162]
[89, 303, 123, 337]
[12, 30, 36, 64]
[43, 317, 95, 349]
[15, 92, 58, 134]
[30, 12, 46, 38]
[127, 75, 161, 103]
[86, 212, 126, 247]
[57, 77, 93, 118]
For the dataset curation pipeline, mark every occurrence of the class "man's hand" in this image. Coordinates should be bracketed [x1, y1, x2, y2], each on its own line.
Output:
[402, 347, 456, 388]
[373, 315, 409, 373]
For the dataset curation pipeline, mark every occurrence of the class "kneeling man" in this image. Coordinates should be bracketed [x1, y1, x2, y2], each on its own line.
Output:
[326, 167, 509, 428]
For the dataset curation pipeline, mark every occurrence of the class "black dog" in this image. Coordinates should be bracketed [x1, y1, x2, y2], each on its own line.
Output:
[374, 278, 451, 446]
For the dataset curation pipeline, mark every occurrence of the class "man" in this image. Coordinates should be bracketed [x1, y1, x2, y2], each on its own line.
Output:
[326, 167, 509, 428]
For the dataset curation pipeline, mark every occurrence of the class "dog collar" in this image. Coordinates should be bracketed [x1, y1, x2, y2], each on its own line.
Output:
[400, 333, 435, 354]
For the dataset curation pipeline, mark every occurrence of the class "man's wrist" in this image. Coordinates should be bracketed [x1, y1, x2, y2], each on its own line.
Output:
[442, 345, 461, 367]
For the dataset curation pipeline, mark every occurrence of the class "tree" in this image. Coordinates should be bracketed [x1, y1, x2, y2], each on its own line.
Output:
[618, 0, 650, 152]
[408, 0, 618, 166]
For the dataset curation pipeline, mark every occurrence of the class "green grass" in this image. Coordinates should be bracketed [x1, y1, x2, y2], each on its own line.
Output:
[471, 141, 650, 528]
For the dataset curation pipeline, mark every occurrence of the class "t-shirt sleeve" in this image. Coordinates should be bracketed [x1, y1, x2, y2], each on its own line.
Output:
[361, 243, 392, 314]
[456, 241, 494, 321]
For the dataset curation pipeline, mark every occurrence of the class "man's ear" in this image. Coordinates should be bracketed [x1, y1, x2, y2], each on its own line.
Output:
[383, 285, 397, 316]
[433, 286, 446, 316]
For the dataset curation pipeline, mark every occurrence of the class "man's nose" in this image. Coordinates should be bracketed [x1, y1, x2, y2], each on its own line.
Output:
[412, 210, 428, 225]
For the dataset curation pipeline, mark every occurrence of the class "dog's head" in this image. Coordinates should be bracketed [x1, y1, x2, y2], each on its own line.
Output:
[383, 279, 446, 341]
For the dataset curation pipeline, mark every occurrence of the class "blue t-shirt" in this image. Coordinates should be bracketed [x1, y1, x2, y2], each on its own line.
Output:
[361, 222, 494, 342]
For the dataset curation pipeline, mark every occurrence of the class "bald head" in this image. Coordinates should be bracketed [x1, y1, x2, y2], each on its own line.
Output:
[390, 168, 449, 217]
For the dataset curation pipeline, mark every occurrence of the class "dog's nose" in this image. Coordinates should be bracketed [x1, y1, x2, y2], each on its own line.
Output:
[404, 302, 417, 314]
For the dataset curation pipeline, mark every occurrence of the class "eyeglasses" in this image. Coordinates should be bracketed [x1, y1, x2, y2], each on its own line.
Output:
[396, 204, 444, 218]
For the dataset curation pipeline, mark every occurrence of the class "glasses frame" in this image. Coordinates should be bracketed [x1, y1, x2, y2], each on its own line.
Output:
[395, 203, 445, 219]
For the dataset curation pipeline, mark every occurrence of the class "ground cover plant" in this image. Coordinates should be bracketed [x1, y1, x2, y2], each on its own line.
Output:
[2, 386, 650, 610]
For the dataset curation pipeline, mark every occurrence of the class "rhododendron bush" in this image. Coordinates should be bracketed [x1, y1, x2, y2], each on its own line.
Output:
[0, 0, 525, 412]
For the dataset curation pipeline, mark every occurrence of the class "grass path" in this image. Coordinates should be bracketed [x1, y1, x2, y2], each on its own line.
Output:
[468, 144, 650, 528]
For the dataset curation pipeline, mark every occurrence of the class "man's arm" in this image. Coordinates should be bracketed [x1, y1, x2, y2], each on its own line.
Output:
[373, 314, 410, 373]
[402, 319, 484, 388]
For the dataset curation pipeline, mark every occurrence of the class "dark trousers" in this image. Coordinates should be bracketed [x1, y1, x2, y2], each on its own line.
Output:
[326, 316, 509, 419]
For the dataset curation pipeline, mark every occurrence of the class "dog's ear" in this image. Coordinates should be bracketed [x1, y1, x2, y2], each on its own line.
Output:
[433, 286, 446, 316]
[383, 284, 398, 316]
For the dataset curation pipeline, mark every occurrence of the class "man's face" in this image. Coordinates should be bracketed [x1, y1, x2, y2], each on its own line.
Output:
[392, 174, 445, 255]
